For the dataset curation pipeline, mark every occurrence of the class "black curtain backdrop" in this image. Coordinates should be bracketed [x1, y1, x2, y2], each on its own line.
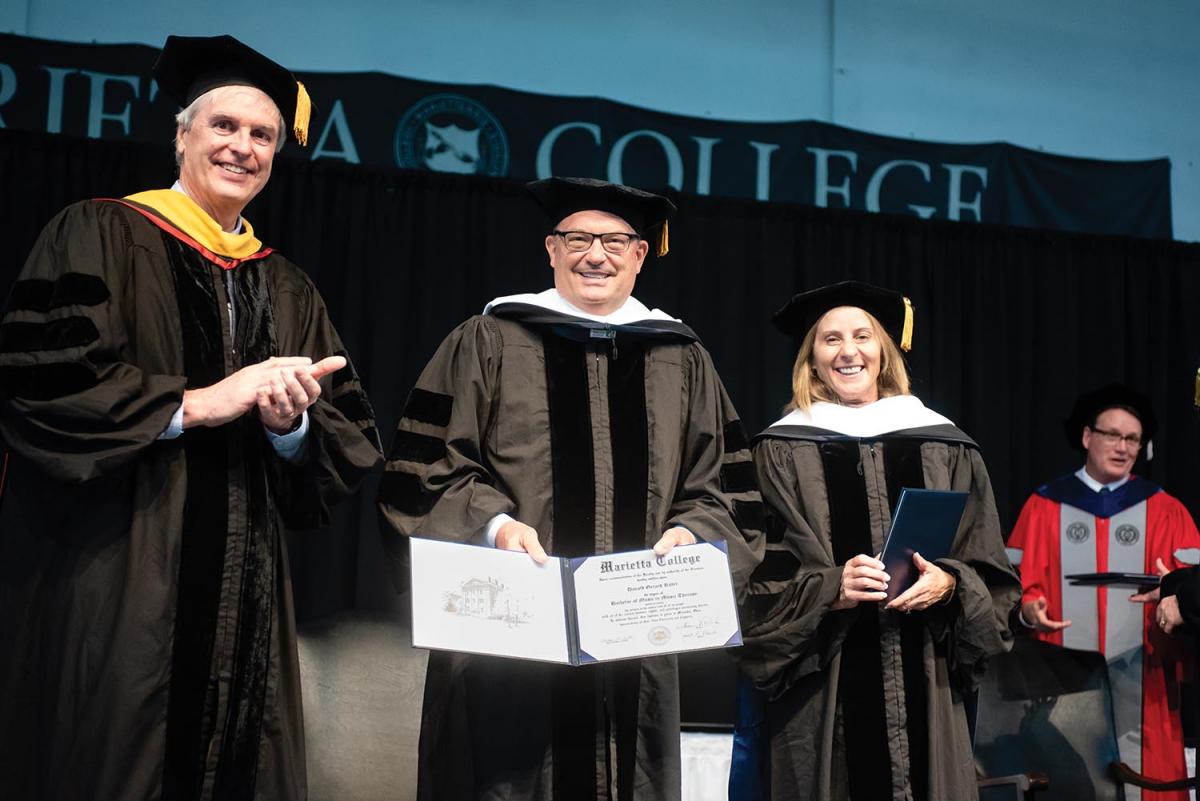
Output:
[3, 128, 1199, 622]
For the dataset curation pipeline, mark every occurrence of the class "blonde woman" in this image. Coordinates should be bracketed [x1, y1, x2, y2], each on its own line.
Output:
[733, 281, 1019, 801]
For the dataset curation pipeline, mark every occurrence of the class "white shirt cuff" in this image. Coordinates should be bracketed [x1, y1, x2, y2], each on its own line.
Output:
[265, 410, 310, 463]
[158, 403, 185, 440]
[484, 513, 516, 547]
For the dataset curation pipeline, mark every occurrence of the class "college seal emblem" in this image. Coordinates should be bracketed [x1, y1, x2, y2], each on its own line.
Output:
[1066, 522, 1090, 544]
[1115, 524, 1141, 546]
[395, 94, 509, 176]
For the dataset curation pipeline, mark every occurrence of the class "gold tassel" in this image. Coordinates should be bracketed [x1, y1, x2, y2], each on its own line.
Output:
[900, 297, 914, 352]
[293, 81, 311, 146]
[656, 220, 670, 257]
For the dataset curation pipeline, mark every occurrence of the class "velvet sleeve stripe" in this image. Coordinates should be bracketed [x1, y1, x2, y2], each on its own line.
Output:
[379, 469, 434, 516]
[751, 547, 802, 582]
[0, 362, 99, 400]
[723, 419, 750, 453]
[5, 273, 110, 313]
[331, 389, 374, 424]
[720, 461, 758, 494]
[389, 430, 447, 465]
[329, 350, 361, 389]
[0, 317, 101, 354]
[402, 387, 454, 427]
[733, 499, 766, 532]
[741, 592, 783, 621]
[765, 512, 787, 544]
[358, 426, 382, 454]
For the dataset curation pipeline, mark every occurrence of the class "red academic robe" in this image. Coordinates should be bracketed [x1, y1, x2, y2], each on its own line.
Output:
[1009, 473, 1200, 801]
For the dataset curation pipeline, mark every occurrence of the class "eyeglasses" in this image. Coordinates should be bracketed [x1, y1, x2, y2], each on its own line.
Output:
[1089, 426, 1142, 448]
[553, 230, 641, 254]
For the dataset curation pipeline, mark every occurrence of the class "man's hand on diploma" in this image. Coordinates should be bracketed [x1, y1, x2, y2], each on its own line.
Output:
[653, 527, 696, 557]
[495, 520, 550, 565]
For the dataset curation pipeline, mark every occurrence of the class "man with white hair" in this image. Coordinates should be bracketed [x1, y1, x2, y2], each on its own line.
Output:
[0, 35, 381, 800]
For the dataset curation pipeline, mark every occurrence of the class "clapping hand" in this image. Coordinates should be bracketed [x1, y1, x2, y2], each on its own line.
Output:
[184, 355, 345, 433]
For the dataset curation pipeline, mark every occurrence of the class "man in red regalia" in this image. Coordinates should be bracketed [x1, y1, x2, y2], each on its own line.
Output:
[1008, 384, 1200, 801]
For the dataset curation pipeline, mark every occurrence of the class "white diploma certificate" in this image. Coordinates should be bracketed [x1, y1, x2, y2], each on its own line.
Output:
[409, 538, 741, 664]
[571, 546, 742, 663]
[409, 538, 572, 663]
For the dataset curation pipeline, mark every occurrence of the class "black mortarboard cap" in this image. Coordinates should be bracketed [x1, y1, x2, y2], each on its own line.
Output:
[772, 280, 914, 351]
[527, 177, 676, 256]
[155, 34, 311, 146]
[1063, 383, 1158, 451]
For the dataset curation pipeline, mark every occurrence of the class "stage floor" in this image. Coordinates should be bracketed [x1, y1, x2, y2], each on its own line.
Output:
[299, 611, 426, 801]
[297, 610, 736, 801]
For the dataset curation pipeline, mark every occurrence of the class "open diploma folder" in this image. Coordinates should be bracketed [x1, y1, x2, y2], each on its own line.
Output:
[409, 538, 742, 664]
[880, 488, 969, 602]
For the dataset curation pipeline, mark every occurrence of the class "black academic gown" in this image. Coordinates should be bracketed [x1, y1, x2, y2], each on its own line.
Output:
[735, 397, 1019, 801]
[378, 296, 764, 801]
[0, 197, 382, 801]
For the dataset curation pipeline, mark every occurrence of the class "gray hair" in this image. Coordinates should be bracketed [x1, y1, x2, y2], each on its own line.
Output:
[173, 86, 287, 167]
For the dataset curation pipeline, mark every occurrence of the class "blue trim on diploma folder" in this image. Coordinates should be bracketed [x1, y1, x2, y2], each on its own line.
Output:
[707, 541, 743, 648]
[561, 558, 583, 665]
[880, 488, 968, 602]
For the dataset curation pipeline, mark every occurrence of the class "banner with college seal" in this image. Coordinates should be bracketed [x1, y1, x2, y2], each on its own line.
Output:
[0, 32, 1172, 237]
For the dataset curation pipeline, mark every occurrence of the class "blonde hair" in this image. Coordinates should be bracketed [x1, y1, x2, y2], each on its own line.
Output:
[788, 308, 911, 411]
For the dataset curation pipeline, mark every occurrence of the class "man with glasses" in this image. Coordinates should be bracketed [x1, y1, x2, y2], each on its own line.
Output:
[1008, 383, 1200, 799]
[378, 176, 762, 801]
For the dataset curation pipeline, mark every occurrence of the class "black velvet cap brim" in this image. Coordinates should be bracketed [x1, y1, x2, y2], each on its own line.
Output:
[526, 176, 675, 234]
[772, 280, 907, 343]
[155, 34, 297, 125]
[1062, 383, 1158, 450]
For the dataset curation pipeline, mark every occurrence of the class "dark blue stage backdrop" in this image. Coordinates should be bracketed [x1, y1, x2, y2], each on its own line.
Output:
[0, 32, 1173, 239]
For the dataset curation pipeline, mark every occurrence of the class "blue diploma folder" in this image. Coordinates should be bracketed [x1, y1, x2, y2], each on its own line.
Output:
[880, 488, 968, 602]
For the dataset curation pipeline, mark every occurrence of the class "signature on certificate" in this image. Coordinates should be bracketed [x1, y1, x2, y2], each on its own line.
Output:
[678, 616, 721, 638]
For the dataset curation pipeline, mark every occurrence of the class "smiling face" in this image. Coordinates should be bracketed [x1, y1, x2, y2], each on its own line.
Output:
[1082, 407, 1143, 484]
[546, 209, 648, 316]
[175, 85, 281, 231]
[811, 306, 882, 406]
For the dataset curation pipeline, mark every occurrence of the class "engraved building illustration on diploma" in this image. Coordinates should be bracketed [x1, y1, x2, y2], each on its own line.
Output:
[444, 576, 532, 626]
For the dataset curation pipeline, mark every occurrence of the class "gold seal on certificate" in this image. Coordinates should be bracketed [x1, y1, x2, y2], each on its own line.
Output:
[409, 539, 742, 664]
